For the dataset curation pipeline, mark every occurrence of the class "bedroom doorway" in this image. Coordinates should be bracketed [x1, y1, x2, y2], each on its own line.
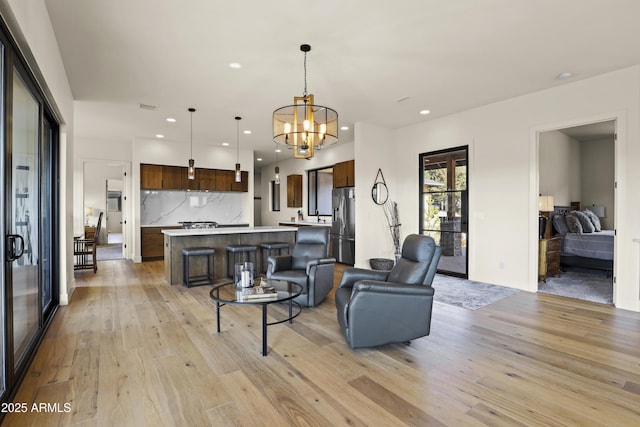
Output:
[537, 120, 615, 304]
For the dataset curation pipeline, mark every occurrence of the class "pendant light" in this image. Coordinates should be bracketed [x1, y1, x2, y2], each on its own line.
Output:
[187, 107, 196, 180]
[235, 116, 242, 183]
[274, 148, 280, 184]
[273, 44, 338, 159]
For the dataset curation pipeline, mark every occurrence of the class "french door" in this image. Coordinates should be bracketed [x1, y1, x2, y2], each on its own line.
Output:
[419, 146, 468, 278]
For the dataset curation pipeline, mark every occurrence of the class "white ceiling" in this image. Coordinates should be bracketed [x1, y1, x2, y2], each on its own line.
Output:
[43, 0, 640, 166]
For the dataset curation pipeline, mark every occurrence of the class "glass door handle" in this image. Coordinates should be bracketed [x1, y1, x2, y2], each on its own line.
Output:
[6, 234, 24, 262]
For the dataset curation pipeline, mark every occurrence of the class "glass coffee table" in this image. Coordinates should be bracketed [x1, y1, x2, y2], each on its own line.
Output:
[209, 278, 303, 356]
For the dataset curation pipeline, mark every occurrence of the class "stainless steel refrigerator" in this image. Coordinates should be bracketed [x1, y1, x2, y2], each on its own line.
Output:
[331, 187, 355, 265]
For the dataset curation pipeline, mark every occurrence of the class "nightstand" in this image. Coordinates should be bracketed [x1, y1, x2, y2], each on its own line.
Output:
[538, 236, 562, 283]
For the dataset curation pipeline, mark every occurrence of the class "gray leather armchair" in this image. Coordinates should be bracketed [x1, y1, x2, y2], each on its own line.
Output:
[335, 234, 441, 349]
[267, 227, 336, 307]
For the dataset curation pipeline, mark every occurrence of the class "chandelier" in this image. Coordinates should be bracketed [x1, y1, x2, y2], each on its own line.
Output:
[273, 44, 338, 159]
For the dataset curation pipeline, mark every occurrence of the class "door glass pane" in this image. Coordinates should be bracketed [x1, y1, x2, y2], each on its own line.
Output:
[42, 118, 53, 312]
[0, 41, 5, 396]
[12, 68, 40, 363]
[420, 147, 468, 277]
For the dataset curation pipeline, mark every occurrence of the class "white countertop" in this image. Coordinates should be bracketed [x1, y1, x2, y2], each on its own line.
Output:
[162, 226, 297, 236]
[141, 223, 249, 228]
[279, 221, 331, 227]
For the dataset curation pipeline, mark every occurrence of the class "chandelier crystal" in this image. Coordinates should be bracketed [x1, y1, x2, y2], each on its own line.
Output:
[273, 44, 338, 159]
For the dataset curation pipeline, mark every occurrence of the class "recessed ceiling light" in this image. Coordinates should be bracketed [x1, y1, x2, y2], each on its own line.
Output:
[166, 117, 176, 123]
[420, 110, 431, 115]
[256, 158, 263, 161]
[340, 126, 349, 131]
[229, 62, 242, 69]
[222, 142, 230, 147]
[156, 134, 164, 138]
[557, 72, 573, 80]
[275, 148, 282, 153]
[243, 130, 251, 135]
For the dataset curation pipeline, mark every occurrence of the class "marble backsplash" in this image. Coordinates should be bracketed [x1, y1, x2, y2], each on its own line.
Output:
[140, 190, 243, 226]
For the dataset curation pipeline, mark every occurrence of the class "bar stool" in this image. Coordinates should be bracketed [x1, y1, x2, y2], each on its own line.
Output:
[225, 244, 257, 280]
[260, 242, 290, 273]
[182, 247, 215, 287]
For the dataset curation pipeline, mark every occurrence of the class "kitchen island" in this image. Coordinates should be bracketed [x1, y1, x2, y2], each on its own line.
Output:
[162, 226, 298, 285]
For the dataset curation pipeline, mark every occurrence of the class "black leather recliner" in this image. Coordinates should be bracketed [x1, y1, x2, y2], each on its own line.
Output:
[267, 227, 336, 307]
[335, 234, 441, 349]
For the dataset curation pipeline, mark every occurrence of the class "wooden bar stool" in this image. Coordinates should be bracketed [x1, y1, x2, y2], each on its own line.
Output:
[182, 247, 215, 287]
[260, 242, 290, 273]
[225, 244, 257, 280]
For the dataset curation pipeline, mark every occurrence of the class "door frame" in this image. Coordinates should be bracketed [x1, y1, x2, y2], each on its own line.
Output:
[531, 112, 624, 306]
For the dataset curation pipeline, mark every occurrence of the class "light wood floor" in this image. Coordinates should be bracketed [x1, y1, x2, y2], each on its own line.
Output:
[3, 260, 640, 426]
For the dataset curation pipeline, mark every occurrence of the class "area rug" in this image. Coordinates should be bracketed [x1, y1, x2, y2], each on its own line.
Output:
[431, 275, 520, 310]
[538, 266, 613, 305]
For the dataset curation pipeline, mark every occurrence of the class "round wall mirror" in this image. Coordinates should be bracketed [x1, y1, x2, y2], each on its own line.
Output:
[372, 181, 388, 205]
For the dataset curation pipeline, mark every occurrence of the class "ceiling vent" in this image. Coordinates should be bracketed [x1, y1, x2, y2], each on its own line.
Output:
[138, 103, 157, 111]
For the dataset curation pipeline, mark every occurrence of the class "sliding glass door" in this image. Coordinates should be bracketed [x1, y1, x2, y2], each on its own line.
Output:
[419, 146, 468, 278]
[0, 21, 59, 409]
[10, 68, 41, 365]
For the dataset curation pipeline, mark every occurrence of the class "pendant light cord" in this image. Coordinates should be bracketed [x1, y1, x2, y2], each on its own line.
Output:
[190, 110, 193, 158]
[236, 116, 241, 162]
[303, 50, 308, 97]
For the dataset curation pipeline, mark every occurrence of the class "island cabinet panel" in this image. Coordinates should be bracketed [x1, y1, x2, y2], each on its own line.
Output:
[162, 165, 186, 190]
[140, 164, 163, 189]
[162, 227, 297, 285]
[333, 159, 355, 188]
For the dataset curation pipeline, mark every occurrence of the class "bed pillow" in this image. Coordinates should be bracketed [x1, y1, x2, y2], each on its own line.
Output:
[565, 213, 583, 234]
[583, 209, 602, 232]
[552, 214, 569, 236]
[571, 211, 595, 233]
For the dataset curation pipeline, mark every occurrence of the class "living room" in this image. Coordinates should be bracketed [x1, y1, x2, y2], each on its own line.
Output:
[2, 1, 640, 424]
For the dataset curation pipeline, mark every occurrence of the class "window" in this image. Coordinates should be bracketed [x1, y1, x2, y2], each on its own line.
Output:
[308, 167, 333, 216]
[271, 181, 280, 211]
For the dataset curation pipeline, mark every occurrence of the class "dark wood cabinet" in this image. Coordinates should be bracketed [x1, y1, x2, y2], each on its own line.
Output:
[141, 226, 180, 260]
[215, 169, 234, 191]
[198, 168, 216, 191]
[162, 165, 185, 190]
[140, 164, 163, 189]
[287, 174, 303, 207]
[333, 160, 355, 188]
[140, 163, 248, 192]
[538, 236, 562, 282]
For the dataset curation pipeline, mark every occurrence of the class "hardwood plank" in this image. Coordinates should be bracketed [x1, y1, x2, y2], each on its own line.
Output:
[4, 260, 640, 426]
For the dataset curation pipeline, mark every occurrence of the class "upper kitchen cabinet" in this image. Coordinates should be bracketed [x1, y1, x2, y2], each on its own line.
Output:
[215, 169, 248, 192]
[140, 164, 163, 189]
[333, 160, 355, 188]
[287, 174, 303, 207]
[197, 168, 216, 191]
[140, 163, 248, 192]
[162, 165, 186, 190]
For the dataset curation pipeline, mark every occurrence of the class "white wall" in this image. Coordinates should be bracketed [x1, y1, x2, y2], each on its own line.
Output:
[355, 66, 640, 311]
[258, 141, 355, 227]
[4, 0, 76, 304]
[539, 130, 581, 205]
[581, 138, 615, 230]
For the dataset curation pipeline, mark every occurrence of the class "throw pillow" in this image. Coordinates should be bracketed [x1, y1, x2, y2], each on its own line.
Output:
[552, 214, 569, 235]
[583, 209, 602, 232]
[572, 210, 595, 233]
[565, 213, 583, 234]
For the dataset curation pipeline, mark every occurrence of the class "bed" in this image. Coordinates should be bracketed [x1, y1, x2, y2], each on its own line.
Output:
[550, 205, 613, 273]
